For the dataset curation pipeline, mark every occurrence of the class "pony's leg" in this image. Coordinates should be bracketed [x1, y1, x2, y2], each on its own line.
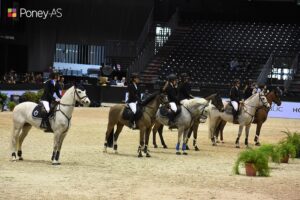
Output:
[235, 125, 244, 148]
[176, 128, 184, 155]
[103, 123, 115, 153]
[11, 125, 22, 161]
[254, 123, 262, 146]
[152, 123, 158, 148]
[192, 123, 200, 151]
[245, 125, 251, 147]
[52, 132, 67, 165]
[219, 121, 226, 143]
[157, 125, 167, 148]
[52, 133, 62, 165]
[17, 124, 32, 160]
[182, 129, 189, 155]
[113, 123, 124, 154]
[209, 118, 217, 146]
[186, 125, 193, 150]
[144, 128, 152, 157]
[138, 129, 145, 158]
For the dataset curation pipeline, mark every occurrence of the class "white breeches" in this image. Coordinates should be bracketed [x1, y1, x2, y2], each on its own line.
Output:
[169, 102, 177, 112]
[41, 101, 50, 113]
[231, 101, 238, 111]
[129, 102, 137, 114]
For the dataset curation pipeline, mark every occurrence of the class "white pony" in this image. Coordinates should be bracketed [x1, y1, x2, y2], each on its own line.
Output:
[11, 85, 90, 165]
[153, 98, 213, 155]
[208, 92, 270, 147]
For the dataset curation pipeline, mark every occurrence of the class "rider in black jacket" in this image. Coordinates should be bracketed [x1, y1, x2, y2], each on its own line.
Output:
[164, 74, 179, 125]
[40, 72, 61, 132]
[178, 73, 194, 104]
[126, 73, 141, 129]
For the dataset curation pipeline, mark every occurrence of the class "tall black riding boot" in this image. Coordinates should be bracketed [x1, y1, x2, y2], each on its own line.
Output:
[168, 111, 176, 126]
[233, 110, 239, 124]
[44, 112, 53, 133]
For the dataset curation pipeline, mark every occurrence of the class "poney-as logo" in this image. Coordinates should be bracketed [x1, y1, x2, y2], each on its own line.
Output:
[7, 8, 17, 18]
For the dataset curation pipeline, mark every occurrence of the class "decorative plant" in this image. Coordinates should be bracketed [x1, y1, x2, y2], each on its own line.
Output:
[282, 131, 300, 158]
[234, 148, 270, 177]
[7, 101, 16, 111]
[21, 91, 40, 103]
[275, 141, 296, 161]
[257, 144, 280, 163]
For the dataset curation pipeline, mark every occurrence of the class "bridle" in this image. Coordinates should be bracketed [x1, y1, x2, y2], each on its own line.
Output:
[53, 87, 88, 133]
[243, 92, 270, 118]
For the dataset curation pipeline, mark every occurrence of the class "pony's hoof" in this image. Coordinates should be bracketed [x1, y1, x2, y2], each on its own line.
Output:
[235, 145, 240, 148]
[52, 161, 61, 165]
[221, 141, 225, 144]
[153, 144, 158, 148]
[138, 154, 143, 158]
[176, 152, 181, 155]
[185, 145, 190, 150]
[114, 150, 118, 154]
[182, 152, 188, 155]
[163, 145, 168, 149]
[216, 140, 220, 143]
[194, 146, 200, 151]
[212, 143, 217, 146]
[18, 157, 24, 161]
[255, 142, 261, 146]
[146, 153, 151, 158]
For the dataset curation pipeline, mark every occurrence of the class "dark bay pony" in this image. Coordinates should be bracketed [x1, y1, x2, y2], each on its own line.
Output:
[152, 93, 224, 150]
[215, 87, 282, 146]
[103, 92, 168, 157]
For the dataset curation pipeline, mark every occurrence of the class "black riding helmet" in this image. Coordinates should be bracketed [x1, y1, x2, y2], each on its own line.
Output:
[130, 72, 140, 79]
[167, 73, 177, 81]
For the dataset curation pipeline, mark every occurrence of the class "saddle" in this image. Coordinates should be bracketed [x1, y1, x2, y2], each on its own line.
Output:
[122, 104, 143, 121]
[159, 104, 182, 118]
[32, 103, 56, 120]
[224, 101, 242, 115]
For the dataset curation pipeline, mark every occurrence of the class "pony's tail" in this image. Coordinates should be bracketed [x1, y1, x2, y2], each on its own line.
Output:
[107, 128, 114, 148]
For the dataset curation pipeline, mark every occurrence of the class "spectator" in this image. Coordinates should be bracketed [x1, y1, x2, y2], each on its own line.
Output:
[109, 76, 118, 86]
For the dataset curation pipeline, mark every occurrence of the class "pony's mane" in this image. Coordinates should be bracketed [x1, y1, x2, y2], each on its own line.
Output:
[140, 91, 159, 106]
[245, 92, 259, 103]
[204, 93, 216, 100]
[184, 98, 207, 108]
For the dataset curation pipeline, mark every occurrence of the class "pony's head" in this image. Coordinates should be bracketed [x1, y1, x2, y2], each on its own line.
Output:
[74, 84, 91, 106]
[159, 93, 169, 105]
[207, 93, 224, 112]
[258, 92, 270, 108]
[271, 87, 282, 106]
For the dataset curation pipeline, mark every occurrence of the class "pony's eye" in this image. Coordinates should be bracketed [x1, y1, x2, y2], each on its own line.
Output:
[78, 91, 81, 94]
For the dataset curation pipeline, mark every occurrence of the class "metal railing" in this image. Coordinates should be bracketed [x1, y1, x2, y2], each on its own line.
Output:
[136, 8, 154, 53]
[128, 9, 179, 76]
[284, 52, 299, 91]
[257, 53, 273, 84]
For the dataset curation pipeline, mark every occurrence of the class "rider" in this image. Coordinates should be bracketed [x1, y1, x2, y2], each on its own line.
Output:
[40, 72, 61, 132]
[178, 72, 194, 104]
[126, 72, 141, 129]
[230, 79, 241, 124]
[165, 74, 179, 125]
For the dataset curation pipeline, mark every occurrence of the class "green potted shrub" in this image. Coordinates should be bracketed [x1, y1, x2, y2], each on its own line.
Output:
[7, 101, 16, 111]
[282, 131, 300, 158]
[275, 141, 296, 163]
[0, 92, 8, 111]
[234, 148, 270, 177]
[257, 144, 280, 163]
